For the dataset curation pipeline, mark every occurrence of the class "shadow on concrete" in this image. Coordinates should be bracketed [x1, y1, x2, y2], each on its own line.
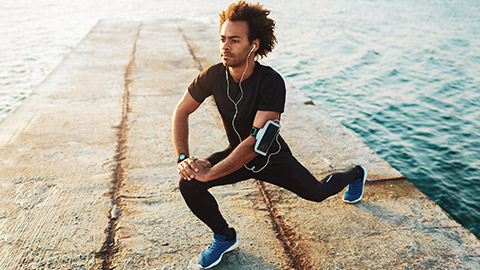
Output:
[356, 201, 465, 244]
[354, 200, 478, 268]
[184, 248, 284, 270]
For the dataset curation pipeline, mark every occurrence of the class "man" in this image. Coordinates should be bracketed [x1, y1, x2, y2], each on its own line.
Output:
[172, 1, 367, 268]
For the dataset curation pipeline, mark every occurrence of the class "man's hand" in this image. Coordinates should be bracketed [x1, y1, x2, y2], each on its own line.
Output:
[177, 157, 212, 181]
[177, 157, 198, 180]
[190, 158, 213, 182]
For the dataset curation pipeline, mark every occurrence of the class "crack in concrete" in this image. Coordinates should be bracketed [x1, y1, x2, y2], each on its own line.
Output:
[178, 28, 204, 71]
[118, 195, 154, 200]
[369, 176, 407, 182]
[256, 181, 313, 270]
[95, 23, 142, 270]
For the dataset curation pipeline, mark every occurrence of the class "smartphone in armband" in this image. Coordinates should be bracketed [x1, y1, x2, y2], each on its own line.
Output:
[254, 120, 281, 156]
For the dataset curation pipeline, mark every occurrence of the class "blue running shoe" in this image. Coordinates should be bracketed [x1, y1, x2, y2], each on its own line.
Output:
[343, 165, 368, 203]
[198, 229, 239, 269]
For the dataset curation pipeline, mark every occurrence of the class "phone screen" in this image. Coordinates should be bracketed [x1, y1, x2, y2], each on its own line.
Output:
[257, 123, 279, 153]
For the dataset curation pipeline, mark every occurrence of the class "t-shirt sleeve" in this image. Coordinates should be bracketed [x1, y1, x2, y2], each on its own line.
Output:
[258, 72, 286, 113]
[187, 67, 212, 103]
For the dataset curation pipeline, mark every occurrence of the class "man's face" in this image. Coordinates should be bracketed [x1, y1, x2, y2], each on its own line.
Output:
[220, 20, 252, 68]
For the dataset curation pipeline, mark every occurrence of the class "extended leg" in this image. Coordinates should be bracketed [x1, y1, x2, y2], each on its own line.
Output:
[256, 149, 364, 202]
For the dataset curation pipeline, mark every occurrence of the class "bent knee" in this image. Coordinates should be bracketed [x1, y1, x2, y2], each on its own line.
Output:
[178, 178, 205, 195]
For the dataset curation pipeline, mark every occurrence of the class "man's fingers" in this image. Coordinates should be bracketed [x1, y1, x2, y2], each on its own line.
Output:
[182, 167, 195, 180]
[176, 157, 206, 181]
[179, 171, 189, 180]
[180, 170, 193, 181]
[185, 162, 196, 178]
[177, 161, 195, 180]
[186, 158, 199, 172]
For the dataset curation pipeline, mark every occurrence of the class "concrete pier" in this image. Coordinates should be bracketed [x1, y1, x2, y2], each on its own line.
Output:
[0, 20, 478, 269]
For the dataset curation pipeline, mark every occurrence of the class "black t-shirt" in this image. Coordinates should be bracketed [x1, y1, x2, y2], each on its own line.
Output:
[188, 62, 286, 148]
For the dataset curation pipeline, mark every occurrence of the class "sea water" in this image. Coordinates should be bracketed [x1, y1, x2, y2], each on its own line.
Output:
[1, 0, 479, 237]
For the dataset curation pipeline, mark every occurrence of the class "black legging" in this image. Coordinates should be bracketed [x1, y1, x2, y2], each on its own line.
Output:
[179, 143, 363, 236]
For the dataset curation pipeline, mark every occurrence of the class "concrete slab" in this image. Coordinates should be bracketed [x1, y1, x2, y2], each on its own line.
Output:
[0, 20, 141, 269]
[260, 180, 480, 269]
[0, 19, 478, 270]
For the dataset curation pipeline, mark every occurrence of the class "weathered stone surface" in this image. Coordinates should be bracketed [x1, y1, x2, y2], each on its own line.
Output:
[0, 20, 141, 269]
[0, 19, 478, 270]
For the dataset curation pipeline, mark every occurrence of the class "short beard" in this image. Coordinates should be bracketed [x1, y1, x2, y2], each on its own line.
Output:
[222, 59, 242, 68]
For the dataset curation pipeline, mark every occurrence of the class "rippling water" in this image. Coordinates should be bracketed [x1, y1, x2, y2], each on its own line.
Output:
[1, 0, 479, 237]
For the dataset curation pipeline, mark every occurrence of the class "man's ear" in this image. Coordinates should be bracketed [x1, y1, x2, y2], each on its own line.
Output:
[253, 39, 260, 52]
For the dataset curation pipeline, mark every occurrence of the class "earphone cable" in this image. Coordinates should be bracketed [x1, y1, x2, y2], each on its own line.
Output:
[225, 47, 281, 173]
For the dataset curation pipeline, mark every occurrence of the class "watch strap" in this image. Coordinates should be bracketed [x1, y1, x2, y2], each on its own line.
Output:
[251, 126, 260, 138]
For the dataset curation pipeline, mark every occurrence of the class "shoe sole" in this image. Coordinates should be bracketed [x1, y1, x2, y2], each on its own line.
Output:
[199, 237, 239, 269]
[343, 165, 367, 204]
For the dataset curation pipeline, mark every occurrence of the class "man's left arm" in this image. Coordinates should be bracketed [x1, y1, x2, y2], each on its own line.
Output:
[191, 110, 281, 182]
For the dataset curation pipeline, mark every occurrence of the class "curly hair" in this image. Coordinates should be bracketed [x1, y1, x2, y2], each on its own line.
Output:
[219, 1, 277, 58]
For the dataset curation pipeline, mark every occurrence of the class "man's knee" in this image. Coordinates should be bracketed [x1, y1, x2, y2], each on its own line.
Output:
[179, 178, 204, 197]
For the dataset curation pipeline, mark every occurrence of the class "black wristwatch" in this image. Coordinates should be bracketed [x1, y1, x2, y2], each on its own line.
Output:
[177, 153, 189, 163]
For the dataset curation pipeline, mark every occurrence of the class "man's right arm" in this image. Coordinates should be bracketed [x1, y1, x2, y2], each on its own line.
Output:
[172, 90, 201, 162]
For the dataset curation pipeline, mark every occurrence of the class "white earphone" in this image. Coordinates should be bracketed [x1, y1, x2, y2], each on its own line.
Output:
[250, 44, 256, 53]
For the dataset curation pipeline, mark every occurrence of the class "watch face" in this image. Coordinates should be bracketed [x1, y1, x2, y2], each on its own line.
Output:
[178, 154, 188, 162]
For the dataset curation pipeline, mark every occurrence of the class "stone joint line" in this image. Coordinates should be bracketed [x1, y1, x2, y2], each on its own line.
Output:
[97, 23, 142, 270]
[256, 181, 313, 270]
[179, 28, 204, 71]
